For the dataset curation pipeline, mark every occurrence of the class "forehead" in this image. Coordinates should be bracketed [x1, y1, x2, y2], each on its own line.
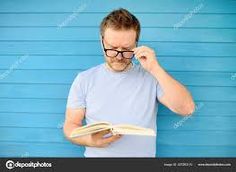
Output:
[103, 28, 136, 47]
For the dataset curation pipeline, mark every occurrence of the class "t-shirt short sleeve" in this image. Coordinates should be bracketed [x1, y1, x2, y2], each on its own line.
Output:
[66, 73, 86, 109]
[156, 80, 164, 100]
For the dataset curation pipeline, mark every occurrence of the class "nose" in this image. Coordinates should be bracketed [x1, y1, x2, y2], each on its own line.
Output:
[116, 52, 123, 60]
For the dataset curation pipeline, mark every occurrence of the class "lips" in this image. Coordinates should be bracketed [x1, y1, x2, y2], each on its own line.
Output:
[112, 61, 126, 64]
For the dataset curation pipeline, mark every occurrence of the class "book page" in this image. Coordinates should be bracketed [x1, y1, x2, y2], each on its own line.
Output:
[70, 122, 156, 137]
[70, 121, 112, 137]
[113, 124, 152, 131]
[111, 124, 156, 136]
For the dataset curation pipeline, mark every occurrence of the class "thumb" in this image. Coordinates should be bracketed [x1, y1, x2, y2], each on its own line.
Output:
[93, 129, 111, 137]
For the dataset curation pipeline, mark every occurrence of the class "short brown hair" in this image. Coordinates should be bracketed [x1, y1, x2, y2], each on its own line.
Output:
[100, 8, 141, 42]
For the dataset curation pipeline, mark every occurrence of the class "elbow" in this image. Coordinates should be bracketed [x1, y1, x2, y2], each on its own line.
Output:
[63, 123, 71, 140]
[178, 100, 195, 116]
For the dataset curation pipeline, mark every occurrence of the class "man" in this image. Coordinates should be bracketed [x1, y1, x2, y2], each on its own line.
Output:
[63, 8, 195, 157]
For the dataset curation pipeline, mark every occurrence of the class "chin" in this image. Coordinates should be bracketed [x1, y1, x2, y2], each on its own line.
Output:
[112, 66, 126, 72]
[111, 63, 127, 72]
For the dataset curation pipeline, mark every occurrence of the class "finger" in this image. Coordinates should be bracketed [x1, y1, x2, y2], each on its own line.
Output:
[133, 46, 147, 53]
[133, 47, 144, 55]
[97, 134, 122, 147]
[101, 134, 122, 145]
[134, 50, 144, 59]
[134, 47, 152, 57]
[92, 129, 111, 138]
[135, 50, 148, 57]
[135, 52, 148, 60]
[134, 46, 151, 53]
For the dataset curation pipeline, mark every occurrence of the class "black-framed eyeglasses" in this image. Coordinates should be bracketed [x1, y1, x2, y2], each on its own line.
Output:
[102, 39, 135, 59]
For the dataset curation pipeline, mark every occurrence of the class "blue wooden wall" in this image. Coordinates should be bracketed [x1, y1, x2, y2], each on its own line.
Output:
[0, 0, 236, 157]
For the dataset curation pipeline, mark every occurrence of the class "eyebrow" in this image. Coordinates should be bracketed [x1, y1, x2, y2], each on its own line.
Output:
[106, 41, 133, 51]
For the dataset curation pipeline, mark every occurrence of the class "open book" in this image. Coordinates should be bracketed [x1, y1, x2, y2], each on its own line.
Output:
[70, 121, 156, 138]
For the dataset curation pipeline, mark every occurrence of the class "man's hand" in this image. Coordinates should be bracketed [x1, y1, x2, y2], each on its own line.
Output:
[133, 46, 195, 116]
[133, 46, 159, 73]
[64, 108, 122, 148]
[87, 130, 122, 148]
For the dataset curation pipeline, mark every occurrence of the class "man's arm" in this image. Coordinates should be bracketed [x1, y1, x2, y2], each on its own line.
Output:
[133, 46, 195, 116]
[150, 64, 195, 116]
[63, 108, 122, 147]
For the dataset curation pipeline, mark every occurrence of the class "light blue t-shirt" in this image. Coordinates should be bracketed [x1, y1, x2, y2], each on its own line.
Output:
[66, 63, 164, 157]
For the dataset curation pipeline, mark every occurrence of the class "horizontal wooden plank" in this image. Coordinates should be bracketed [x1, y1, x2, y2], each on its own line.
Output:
[158, 102, 236, 116]
[1, 127, 235, 146]
[0, 0, 235, 13]
[0, 142, 84, 157]
[1, 13, 236, 28]
[1, 112, 236, 131]
[160, 100, 236, 117]
[0, 55, 104, 70]
[169, 72, 236, 86]
[0, 69, 80, 84]
[160, 57, 236, 72]
[157, 131, 236, 146]
[0, 28, 236, 42]
[0, 99, 67, 113]
[157, 116, 236, 130]
[0, 84, 71, 99]
[0, 127, 66, 143]
[157, 145, 236, 157]
[0, 56, 236, 72]
[0, 99, 235, 116]
[189, 86, 236, 101]
[0, 42, 235, 56]
[1, 70, 236, 86]
[0, 84, 235, 101]
[3, 84, 57, 98]
[0, 112, 65, 128]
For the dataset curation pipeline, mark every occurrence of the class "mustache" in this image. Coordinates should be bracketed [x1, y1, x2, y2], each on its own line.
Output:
[111, 59, 129, 63]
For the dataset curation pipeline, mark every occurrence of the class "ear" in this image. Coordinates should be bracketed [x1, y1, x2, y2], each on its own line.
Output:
[100, 35, 106, 57]
[99, 35, 103, 47]
[99, 35, 103, 48]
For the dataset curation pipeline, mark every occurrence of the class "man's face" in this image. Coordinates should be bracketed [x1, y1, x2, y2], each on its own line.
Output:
[102, 28, 137, 72]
